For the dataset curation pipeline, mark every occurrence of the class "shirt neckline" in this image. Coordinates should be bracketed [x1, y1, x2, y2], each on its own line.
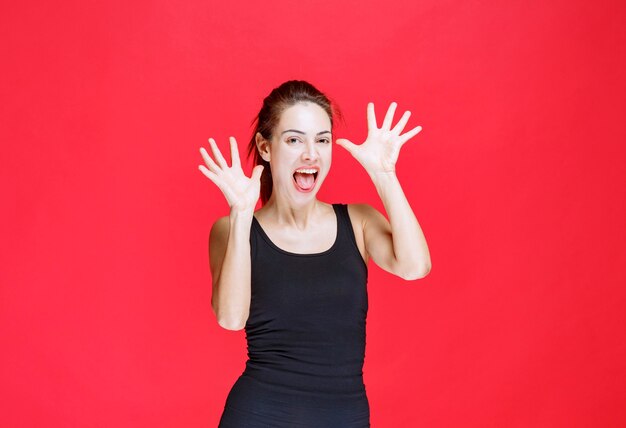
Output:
[252, 203, 340, 257]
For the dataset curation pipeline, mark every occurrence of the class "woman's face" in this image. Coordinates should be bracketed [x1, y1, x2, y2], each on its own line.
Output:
[264, 102, 332, 204]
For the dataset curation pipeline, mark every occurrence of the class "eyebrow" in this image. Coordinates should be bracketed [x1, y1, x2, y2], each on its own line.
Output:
[280, 129, 331, 136]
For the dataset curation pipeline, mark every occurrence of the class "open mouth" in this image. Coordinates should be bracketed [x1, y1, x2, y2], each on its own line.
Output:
[292, 168, 319, 192]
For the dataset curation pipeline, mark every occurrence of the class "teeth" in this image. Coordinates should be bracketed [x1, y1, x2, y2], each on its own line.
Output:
[295, 168, 317, 174]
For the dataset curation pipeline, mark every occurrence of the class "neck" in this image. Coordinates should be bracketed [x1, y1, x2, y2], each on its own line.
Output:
[262, 193, 323, 230]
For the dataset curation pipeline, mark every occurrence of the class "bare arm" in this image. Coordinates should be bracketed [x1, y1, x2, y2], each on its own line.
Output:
[354, 175, 431, 280]
[209, 209, 254, 330]
[199, 136, 264, 330]
[337, 102, 431, 280]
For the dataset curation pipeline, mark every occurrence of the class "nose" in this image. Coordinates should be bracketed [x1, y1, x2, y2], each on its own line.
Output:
[302, 140, 319, 161]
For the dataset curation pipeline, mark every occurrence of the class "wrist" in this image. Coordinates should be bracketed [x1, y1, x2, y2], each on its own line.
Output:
[229, 206, 255, 221]
[369, 169, 398, 183]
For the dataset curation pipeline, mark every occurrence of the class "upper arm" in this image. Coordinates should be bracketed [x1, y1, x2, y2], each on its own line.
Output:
[348, 203, 397, 275]
[208, 215, 230, 293]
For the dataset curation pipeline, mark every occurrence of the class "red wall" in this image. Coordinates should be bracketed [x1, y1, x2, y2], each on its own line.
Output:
[2, 0, 625, 426]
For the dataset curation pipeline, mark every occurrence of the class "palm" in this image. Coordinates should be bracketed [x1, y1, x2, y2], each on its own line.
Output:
[336, 102, 422, 175]
[199, 137, 264, 212]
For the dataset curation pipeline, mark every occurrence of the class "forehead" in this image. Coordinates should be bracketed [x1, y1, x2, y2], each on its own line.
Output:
[276, 102, 331, 133]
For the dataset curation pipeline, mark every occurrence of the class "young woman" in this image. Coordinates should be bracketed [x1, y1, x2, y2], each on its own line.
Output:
[199, 80, 431, 427]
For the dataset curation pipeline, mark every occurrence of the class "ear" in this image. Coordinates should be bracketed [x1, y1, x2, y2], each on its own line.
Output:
[256, 132, 271, 162]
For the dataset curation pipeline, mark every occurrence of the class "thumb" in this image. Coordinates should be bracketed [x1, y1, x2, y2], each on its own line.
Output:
[335, 138, 358, 154]
[251, 164, 264, 181]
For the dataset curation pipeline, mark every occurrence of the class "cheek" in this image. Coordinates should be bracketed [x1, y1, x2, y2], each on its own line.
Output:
[269, 158, 294, 181]
[323, 145, 333, 164]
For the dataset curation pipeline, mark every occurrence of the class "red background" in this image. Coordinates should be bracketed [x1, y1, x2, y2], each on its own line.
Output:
[2, 0, 625, 427]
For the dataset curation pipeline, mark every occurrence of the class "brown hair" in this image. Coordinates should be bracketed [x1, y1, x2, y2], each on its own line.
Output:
[247, 80, 342, 205]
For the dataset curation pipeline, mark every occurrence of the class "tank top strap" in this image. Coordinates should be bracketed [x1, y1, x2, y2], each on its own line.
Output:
[332, 203, 350, 243]
[332, 203, 366, 269]
[250, 216, 259, 263]
[250, 203, 363, 265]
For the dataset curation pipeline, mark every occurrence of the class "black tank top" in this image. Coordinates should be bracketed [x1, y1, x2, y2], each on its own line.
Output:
[218, 203, 370, 427]
[245, 202, 368, 392]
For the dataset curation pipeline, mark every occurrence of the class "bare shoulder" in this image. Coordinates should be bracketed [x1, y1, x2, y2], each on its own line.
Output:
[210, 215, 230, 243]
[348, 203, 392, 237]
[345, 203, 378, 264]
[209, 215, 230, 277]
[347, 203, 393, 263]
[346, 203, 386, 226]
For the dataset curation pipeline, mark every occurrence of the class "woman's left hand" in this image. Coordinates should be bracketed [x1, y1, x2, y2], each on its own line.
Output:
[336, 102, 422, 177]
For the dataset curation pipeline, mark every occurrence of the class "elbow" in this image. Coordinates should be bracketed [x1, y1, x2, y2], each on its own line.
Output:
[213, 306, 247, 331]
[399, 263, 431, 281]
[215, 308, 247, 330]
[212, 290, 248, 331]
[217, 318, 246, 331]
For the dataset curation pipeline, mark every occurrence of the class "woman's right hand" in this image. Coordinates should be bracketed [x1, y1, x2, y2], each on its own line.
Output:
[199, 136, 264, 213]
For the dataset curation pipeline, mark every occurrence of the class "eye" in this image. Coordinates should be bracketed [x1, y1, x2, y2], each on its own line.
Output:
[287, 137, 300, 144]
[317, 138, 331, 144]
